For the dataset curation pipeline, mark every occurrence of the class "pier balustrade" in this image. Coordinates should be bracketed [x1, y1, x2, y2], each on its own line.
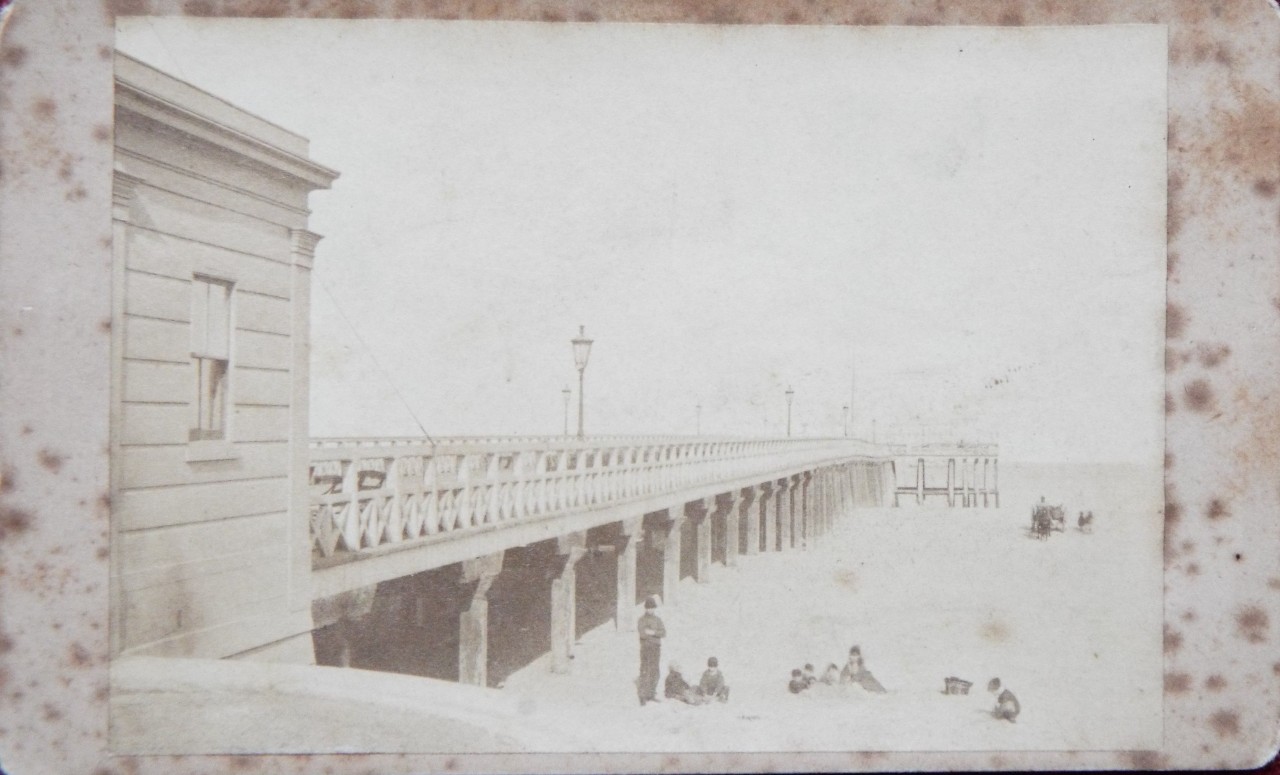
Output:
[309, 436, 882, 563]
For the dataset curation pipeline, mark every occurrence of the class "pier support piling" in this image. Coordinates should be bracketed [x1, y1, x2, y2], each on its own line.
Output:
[458, 551, 504, 687]
[550, 533, 587, 674]
[615, 517, 640, 631]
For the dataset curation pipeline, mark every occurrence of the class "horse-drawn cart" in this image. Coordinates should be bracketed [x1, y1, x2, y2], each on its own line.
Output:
[1031, 502, 1066, 539]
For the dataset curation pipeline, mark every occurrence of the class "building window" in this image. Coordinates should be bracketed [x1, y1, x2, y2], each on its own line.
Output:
[190, 276, 232, 442]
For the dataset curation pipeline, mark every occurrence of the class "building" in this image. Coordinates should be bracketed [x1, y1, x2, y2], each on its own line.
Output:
[109, 53, 338, 663]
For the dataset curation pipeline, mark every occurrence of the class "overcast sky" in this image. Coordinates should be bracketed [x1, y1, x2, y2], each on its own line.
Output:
[118, 20, 1166, 463]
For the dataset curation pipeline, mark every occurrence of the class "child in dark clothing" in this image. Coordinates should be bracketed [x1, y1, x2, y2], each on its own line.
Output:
[698, 657, 730, 702]
[788, 668, 809, 694]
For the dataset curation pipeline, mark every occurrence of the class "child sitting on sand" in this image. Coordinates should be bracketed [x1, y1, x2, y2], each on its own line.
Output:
[788, 668, 808, 694]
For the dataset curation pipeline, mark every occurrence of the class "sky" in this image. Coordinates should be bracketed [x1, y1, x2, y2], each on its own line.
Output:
[117, 20, 1166, 464]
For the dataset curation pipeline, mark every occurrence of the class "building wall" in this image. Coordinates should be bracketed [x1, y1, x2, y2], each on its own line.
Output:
[110, 54, 338, 660]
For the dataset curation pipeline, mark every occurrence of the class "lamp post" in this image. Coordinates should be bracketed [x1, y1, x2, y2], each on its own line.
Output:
[561, 386, 571, 437]
[695, 403, 702, 436]
[785, 386, 794, 438]
[842, 404, 849, 438]
[571, 325, 593, 439]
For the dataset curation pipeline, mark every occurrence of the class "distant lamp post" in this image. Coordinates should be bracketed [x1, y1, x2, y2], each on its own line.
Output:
[571, 325, 593, 439]
[696, 403, 702, 436]
[561, 386, 571, 437]
[785, 386, 794, 438]
[842, 404, 849, 438]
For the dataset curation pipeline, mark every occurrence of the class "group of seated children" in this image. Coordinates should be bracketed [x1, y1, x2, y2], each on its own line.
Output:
[789, 645, 886, 695]
[664, 657, 731, 705]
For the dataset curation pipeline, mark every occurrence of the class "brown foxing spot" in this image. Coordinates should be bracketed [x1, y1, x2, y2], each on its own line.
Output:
[98, 45, 113, 61]
[1206, 498, 1229, 520]
[997, 10, 1023, 25]
[182, 0, 216, 14]
[323, 0, 378, 18]
[539, 9, 567, 22]
[1205, 674, 1227, 691]
[1164, 452, 1174, 469]
[42, 703, 62, 722]
[979, 619, 1010, 642]
[65, 186, 88, 202]
[1268, 577, 1280, 590]
[1121, 751, 1166, 769]
[32, 98, 57, 121]
[443, 757, 460, 771]
[1185, 562, 1200, 576]
[228, 755, 255, 770]
[1236, 606, 1268, 643]
[108, 0, 152, 15]
[1256, 178, 1278, 198]
[833, 568, 857, 589]
[1182, 609, 1197, 622]
[1166, 302, 1187, 339]
[93, 124, 111, 142]
[1164, 672, 1192, 693]
[1209, 709, 1240, 738]
[37, 449, 64, 473]
[96, 546, 110, 561]
[1165, 347, 1180, 374]
[2, 46, 28, 68]
[1182, 379, 1214, 412]
[0, 506, 33, 541]
[575, 9, 600, 22]
[0, 465, 13, 494]
[1196, 343, 1231, 368]
[1164, 625, 1183, 655]
[99, 318, 112, 334]
[69, 642, 92, 668]
[1164, 392, 1175, 414]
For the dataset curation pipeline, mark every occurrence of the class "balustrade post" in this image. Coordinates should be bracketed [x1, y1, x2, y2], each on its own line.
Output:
[724, 490, 741, 567]
[802, 471, 814, 548]
[615, 516, 641, 631]
[551, 532, 587, 674]
[458, 551, 504, 687]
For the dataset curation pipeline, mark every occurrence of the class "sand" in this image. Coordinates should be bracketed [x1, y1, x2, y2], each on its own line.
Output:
[500, 463, 1163, 752]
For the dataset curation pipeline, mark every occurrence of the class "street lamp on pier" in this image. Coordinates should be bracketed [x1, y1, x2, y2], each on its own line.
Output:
[571, 325, 593, 439]
[843, 404, 849, 437]
[561, 386, 571, 437]
[785, 386, 794, 438]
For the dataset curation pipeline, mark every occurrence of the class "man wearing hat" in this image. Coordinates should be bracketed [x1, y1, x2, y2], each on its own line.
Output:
[636, 595, 666, 706]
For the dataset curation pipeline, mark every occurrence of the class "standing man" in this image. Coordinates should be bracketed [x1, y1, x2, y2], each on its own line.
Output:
[636, 595, 666, 706]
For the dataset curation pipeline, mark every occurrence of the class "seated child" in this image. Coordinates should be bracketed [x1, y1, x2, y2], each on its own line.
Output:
[788, 668, 809, 694]
[820, 663, 841, 685]
[988, 678, 1020, 722]
[665, 662, 705, 704]
[802, 663, 818, 687]
[697, 656, 730, 702]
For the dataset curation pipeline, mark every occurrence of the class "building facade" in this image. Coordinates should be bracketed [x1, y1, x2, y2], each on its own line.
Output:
[109, 54, 338, 662]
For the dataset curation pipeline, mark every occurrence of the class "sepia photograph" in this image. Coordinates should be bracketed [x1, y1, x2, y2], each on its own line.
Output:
[101, 18, 1169, 756]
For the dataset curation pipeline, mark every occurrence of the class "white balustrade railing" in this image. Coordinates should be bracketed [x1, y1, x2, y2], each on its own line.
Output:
[309, 436, 883, 561]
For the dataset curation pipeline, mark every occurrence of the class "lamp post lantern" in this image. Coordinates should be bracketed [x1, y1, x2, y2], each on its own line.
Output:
[842, 404, 849, 438]
[561, 386, 571, 437]
[785, 386, 794, 438]
[571, 325, 593, 439]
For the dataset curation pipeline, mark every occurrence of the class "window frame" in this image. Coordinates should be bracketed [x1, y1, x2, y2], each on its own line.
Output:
[187, 273, 238, 462]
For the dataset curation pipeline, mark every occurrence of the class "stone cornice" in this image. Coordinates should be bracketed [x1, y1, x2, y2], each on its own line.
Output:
[112, 170, 145, 221]
[115, 54, 339, 192]
[290, 229, 323, 269]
